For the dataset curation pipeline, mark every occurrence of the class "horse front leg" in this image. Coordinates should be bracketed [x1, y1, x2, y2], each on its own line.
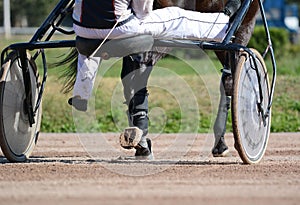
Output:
[121, 53, 155, 158]
[211, 50, 232, 157]
[212, 0, 259, 157]
[212, 76, 231, 157]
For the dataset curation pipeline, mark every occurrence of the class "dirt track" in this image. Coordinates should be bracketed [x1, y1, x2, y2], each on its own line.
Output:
[0, 132, 299, 205]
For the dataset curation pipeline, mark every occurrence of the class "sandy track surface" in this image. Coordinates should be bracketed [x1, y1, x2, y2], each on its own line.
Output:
[0, 132, 299, 205]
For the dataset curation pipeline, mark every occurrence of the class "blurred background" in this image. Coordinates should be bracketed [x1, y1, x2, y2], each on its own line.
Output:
[0, 0, 299, 40]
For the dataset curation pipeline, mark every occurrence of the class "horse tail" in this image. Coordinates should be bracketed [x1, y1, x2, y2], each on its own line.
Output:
[51, 48, 78, 94]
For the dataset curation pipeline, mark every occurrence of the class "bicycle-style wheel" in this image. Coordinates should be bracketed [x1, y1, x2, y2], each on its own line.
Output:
[232, 49, 271, 164]
[0, 52, 42, 162]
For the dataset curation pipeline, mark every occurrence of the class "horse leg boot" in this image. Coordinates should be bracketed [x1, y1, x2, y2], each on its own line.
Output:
[127, 91, 153, 159]
[120, 54, 154, 159]
[212, 68, 232, 157]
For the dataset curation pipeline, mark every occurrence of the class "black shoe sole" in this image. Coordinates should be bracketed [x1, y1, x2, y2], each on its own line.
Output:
[68, 97, 88, 112]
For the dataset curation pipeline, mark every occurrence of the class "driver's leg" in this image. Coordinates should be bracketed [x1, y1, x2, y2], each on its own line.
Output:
[68, 53, 101, 111]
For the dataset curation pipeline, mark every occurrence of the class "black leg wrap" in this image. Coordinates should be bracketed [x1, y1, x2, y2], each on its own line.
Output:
[213, 83, 231, 141]
[212, 80, 231, 156]
[128, 90, 149, 137]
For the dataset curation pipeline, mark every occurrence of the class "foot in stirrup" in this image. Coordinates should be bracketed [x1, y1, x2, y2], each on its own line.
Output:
[135, 138, 153, 160]
[68, 96, 88, 112]
[212, 136, 229, 157]
[223, 0, 241, 18]
[120, 127, 143, 149]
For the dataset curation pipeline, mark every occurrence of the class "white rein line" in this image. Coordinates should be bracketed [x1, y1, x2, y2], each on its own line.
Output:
[90, 14, 126, 58]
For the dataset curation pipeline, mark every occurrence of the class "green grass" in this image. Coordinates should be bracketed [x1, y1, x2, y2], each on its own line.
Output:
[0, 35, 299, 133]
[271, 76, 300, 132]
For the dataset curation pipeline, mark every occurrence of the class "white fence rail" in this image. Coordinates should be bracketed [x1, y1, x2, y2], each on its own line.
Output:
[0, 27, 73, 36]
[0, 27, 39, 35]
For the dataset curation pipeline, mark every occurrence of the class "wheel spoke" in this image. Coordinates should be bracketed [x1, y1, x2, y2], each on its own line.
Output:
[232, 49, 271, 164]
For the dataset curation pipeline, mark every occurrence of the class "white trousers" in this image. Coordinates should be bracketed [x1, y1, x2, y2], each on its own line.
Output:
[73, 7, 229, 99]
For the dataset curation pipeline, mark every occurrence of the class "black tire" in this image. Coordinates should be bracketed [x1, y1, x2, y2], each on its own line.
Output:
[232, 49, 271, 164]
[0, 52, 42, 162]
